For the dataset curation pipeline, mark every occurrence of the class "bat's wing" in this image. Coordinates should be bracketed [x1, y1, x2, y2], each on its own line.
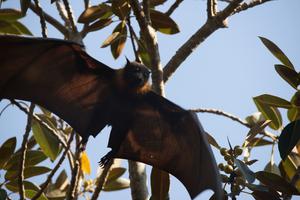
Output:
[0, 35, 116, 139]
[112, 92, 222, 199]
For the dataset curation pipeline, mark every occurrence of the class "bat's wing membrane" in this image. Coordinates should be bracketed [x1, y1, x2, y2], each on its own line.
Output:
[114, 92, 222, 199]
[0, 35, 115, 138]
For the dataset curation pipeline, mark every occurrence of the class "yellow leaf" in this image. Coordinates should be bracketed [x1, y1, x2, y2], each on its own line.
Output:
[80, 151, 91, 175]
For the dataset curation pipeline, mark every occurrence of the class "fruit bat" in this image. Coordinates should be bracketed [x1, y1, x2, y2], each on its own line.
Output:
[0, 35, 222, 199]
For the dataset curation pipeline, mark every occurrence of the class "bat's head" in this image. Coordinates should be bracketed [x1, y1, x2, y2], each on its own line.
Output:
[123, 59, 151, 92]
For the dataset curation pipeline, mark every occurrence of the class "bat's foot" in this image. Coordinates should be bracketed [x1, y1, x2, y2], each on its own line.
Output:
[99, 150, 115, 168]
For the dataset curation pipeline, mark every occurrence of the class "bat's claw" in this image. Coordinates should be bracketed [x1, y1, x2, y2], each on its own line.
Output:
[99, 150, 115, 168]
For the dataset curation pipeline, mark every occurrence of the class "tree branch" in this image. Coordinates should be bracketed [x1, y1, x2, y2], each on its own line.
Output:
[165, 0, 184, 16]
[31, 131, 74, 200]
[142, 0, 151, 23]
[62, 0, 78, 33]
[18, 103, 35, 200]
[90, 160, 113, 200]
[33, 0, 48, 38]
[128, 161, 149, 200]
[232, 0, 273, 15]
[29, 2, 68, 36]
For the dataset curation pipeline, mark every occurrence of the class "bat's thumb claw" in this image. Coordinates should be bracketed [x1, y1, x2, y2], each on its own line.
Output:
[98, 150, 115, 168]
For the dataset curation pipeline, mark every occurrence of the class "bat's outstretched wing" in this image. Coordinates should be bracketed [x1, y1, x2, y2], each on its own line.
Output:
[0, 35, 116, 140]
[111, 92, 222, 199]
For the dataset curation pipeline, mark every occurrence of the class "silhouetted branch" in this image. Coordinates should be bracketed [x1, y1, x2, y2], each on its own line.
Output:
[233, 0, 273, 14]
[62, 0, 77, 33]
[33, 0, 47, 38]
[165, 0, 184, 16]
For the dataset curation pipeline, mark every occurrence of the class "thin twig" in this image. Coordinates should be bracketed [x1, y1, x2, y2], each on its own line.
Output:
[18, 103, 35, 200]
[29, 2, 68, 36]
[55, 0, 72, 31]
[233, 0, 273, 15]
[207, 0, 214, 18]
[90, 160, 113, 200]
[142, 0, 151, 23]
[165, 0, 184, 16]
[191, 108, 249, 127]
[31, 131, 74, 200]
[62, 0, 78, 33]
[33, 0, 47, 38]
[127, 17, 140, 62]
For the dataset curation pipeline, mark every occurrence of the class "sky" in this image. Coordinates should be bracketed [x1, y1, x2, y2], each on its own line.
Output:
[1, 0, 300, 199]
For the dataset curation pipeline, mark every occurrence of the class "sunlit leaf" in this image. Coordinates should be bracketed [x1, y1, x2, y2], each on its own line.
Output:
[246, 137, 273, 147]
[259, 36, 294, 69]
[253, 98, 282, 130]
[80, 151, 91, 175]
[5, 166, 51, 180]
[101, 32, 120, 48]
[150, 9, 179, 34]
[279, 155, 300, 191]
[288, 91, 300, 121]
[86, 18, 112, 32]
[234, 159, 255, 183]
[78, 4, 112, 23]
[5, 180, 39, 192]
[254, 94, 292, 109]
[137, 40, 151, 67]
[103, 178, 130, 191]
[110, 21, 127, 59]
[0, 20, 32, 35]
[245, 112, 265, 127]
[32, 120, 60, 161]
[150, 168, 170, 200]
[0, 9, 23, 21]
[206, 132, 221, 149]
[278, 120, 300, 160]
[264, 162, 281, 176]
[243, 120, 272, 147]
[106, 167, 126, 182]
[25, 189, 48, 200]
[255, 171, 299, 195]
[275, 64, 299, 89]
[112, 0, 130, 20]
[0, 137, 16, 169]
[245, 159, 258, 166]
[55, 170, 69, 191]
[4, 150, 47, 170]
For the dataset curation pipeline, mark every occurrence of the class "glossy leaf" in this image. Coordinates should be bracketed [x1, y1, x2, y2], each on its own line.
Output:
[103, 178, 130, 191]
[275, 64, 299, 89]
[86, 18, 112, 32]
[101, 32, 120, 48]
[288, 107, 300, 122]
[255, 171, 298, 195]
[106, 167, 127, 182]
[6, 180, 39, 192]
[278, 120, 300, 160]
[32, 120, 60, 161]
[112, 0, 130, 20]
[80, 151, 91, 175]
[247, 137, 273, 147]
[259, 37, 294, 69]
[253, 98, 282, 130]
[252, 190, 281, 200]
[0, 9, 23, 21]
[254, 94, 292, 109]
[234, 159, 255, 183]
[78, 4, 112, 23]
[0, 137, 16, 169]
[110, 21, 127, 59]
[0, 20, 32, 35]
[5, 166, 51, 180]
[243, 120, 272, 147]
[25, 190, 48, 200]
[150, 10, 179, 34]
[264, 162, 281, 176]
[150, 168, 170, 200]
[206, 132, 221, 149]
[279, 155, 300, 191]
[20, 0, 31, 15]
[4, 150, 47, 170]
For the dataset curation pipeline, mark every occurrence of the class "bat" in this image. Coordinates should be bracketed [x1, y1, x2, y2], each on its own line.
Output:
[0, 35, 222, 199]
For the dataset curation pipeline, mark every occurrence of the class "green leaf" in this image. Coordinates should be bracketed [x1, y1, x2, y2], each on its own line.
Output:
[0, 189, 7, 200]
[25, 189, 48, 200]
[110, 21, 127, 59]
[5, 180, 39, 192]
[0, 137, 16, 169]
[254, 94, 292, 109]
[5, 166, 51, 180]
[150, 9, 179, 34]
[275, 64, 299, 89]
[55, 170, 69, 191]
[278, 120, 300, 160]
[86, 18, 112, 32]
[253, 97, 282, 130]
[206, 132, 221, 149]
[0, 20, 32, 35]
[264, 162, 281, 176]
[243, 120, 272, 147]
[106, 167, 127, 182]
[137, 40, 151, 67]
[0, 9, 23, 21]
[150, 168, 170, 200]
[4, 150, 47, 170]
[245, 112, 265, 127]
[101, 32, 121, 48]
[252, 190, 281, 200]
[32, 120, 60, 161]
[103, 178, 130, 191]
[246, 138, 273, 147]
[78, 4, 112, 23]
[234, 159, 255, 183]
[279, 155, 300, 191]
[112, 0, 130, 20]
[255, 171, 299, 195]
[288, 107, 300, 122]
[259, 37, 294, 69]
[20, 0, 31, 15]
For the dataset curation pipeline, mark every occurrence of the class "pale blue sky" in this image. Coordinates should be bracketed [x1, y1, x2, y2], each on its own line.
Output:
[1, 0, 300, 199]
